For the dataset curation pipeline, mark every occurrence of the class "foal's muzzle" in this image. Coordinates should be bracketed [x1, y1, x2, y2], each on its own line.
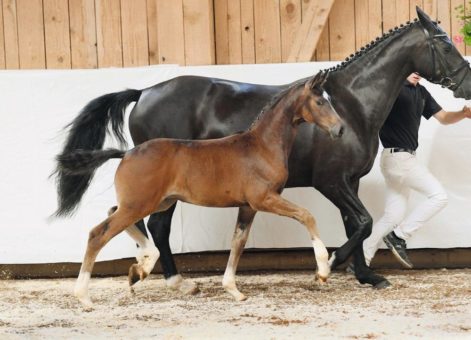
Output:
[330, 123, 345, 139]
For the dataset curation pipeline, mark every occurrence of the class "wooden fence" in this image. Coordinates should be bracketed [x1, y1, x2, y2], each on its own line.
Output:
[0, 0, 470, 70]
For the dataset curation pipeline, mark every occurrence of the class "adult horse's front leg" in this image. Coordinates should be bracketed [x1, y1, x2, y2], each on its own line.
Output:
[222, 206, 257, 301]
[145, 205, 199, 295]
[318, 180, 391, 288]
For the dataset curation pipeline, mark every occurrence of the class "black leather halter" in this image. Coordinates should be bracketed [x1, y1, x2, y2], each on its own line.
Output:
[422, 28, 470, 91]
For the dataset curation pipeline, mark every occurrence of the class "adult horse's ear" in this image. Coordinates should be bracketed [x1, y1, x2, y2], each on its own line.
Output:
[416, 6, 435, 32]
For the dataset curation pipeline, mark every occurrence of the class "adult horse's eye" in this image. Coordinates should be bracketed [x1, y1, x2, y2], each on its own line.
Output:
[443, 44, 452, 53]
[316, 100, 324, 106]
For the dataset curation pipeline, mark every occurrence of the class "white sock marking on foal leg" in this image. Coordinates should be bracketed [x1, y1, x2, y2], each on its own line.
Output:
[312, 239, 330, 280]
[126, 225, 160, 279]
[74, 271, 93, 309]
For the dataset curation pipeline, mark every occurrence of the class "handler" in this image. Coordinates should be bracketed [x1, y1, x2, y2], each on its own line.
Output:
[363, 72, 471, 268]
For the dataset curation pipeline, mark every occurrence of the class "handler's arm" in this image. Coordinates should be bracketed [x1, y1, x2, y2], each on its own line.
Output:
[433, 106, 471, 125]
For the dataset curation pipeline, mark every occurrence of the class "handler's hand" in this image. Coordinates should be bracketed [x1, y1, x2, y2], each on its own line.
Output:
[463, 105, 471, 118]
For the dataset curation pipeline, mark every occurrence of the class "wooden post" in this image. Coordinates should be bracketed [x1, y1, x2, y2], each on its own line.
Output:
[286, 0, 334, 62]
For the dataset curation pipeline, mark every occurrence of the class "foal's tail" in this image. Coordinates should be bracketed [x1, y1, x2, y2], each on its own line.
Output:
[52, 89, 140, 218]
[53, 148, 126, 217]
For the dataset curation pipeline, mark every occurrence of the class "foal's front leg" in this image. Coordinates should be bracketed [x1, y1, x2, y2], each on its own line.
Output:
[252, 193, 330, 282]
[222, 206, 257, 301]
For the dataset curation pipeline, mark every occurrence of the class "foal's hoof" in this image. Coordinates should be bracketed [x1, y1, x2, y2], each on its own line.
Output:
[373, 279, 392, 290]
[228, 290, 247, 302]
[77, 297, 94, 311]
[315, 273, 328, 285]
[128, 264, 148, 286]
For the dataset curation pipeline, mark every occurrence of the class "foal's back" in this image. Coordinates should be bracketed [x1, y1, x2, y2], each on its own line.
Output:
[115, 131, 282, 209]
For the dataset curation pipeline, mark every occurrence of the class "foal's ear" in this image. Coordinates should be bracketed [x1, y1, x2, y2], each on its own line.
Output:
[306, 71, 328, 94]
[416, 6, 436, 32]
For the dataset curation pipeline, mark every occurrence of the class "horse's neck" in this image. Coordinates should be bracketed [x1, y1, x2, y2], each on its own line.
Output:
[327, 26, 425, 136]
[250, 91, 301, 159]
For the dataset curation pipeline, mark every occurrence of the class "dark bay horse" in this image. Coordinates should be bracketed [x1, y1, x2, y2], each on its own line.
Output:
[54, 7, 471, 292]
[55, 72, 343, 308]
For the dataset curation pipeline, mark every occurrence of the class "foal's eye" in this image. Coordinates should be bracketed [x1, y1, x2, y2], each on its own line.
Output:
[316, 100, 324, 106]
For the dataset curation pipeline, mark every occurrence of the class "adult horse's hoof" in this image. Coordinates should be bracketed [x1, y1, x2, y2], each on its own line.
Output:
[373, 279, 391, 289]
[166, 274, 200, 295]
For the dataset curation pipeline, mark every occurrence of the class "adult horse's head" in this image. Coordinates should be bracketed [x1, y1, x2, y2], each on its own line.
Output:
[302, 71, 344, 138]
[415, 7, 471, 99]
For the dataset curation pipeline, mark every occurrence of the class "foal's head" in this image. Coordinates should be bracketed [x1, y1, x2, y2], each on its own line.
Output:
[299, 71, 344, 138]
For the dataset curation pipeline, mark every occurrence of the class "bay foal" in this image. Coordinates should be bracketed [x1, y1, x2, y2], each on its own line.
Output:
[55, 71, 344, 308]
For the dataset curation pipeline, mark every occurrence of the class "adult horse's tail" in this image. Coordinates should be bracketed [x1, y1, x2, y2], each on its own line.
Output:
[52, 89, 141, 217]
[53, 148, 126, 217]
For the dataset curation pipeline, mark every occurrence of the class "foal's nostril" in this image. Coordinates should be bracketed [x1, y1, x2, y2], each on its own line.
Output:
[338, 125, 345, 137]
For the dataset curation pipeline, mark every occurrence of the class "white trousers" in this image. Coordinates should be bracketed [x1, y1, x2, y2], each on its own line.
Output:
[363, 149, 448, 265]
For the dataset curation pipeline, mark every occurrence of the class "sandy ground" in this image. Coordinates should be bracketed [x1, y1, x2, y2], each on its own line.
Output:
[0, 269, 470, 339]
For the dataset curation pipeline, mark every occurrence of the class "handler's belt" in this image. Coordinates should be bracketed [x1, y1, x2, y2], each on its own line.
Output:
[389, 147, 416, 155]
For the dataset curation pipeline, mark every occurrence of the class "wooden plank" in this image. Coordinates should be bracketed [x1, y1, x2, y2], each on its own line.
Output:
[3, 248, 471, 278]
[354, 0, 381, 49]
[16, 0, 45, 69]
[396, 0, 410, 24]
[121, 0, 149, 67]
[227, 0, 242, 64]
[280, 0, 301, 62]
[0, 0, 5, 68]
[436, 0, 451, 36]
[354, 0, 369, 49]
[451, 0, 465, 55]
[329, 0, 355, 61]
[3, 0, 19, 69]
[423, 0, 436, 19]
[183, 0, 215, 65]
[241, 0, 255, 64]
[43, 0, 71, 69]
[214, 0, 229, 64]
[382, 0, 396, 32]
[368, 0, 382, 41]
[96, 0, 123, 67]
[69, 0, 98, 69]
[156, 0, 185, 64]
[301, 0, 328, 61]
[254, 0, 281, 63]
[287, 0, 334, 62]
[147, 0, 159, 65]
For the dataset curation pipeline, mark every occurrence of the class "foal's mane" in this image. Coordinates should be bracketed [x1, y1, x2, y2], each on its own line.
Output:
[248, 79, 307, 130]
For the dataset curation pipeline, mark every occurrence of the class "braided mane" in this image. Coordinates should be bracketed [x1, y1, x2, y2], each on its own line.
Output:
[326, 19, 423, 73]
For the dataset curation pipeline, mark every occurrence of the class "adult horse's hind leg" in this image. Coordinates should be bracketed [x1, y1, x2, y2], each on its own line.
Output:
[222, 206, 257, 301]
[107, 207, 160, 291]
[74, 207, 141, 310]
[146, 206, 199, 295]
[251, 193, 330, 282]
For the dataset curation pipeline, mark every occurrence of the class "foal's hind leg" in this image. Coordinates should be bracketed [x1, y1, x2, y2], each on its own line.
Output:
[222, 206, 257, 301]
[107, 207, 160, 291]
[74, 208, 140, 309]
[251, 193, 330, 282]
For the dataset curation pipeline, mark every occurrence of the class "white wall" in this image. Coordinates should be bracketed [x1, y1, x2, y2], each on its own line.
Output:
[0, 62, 470, 264]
